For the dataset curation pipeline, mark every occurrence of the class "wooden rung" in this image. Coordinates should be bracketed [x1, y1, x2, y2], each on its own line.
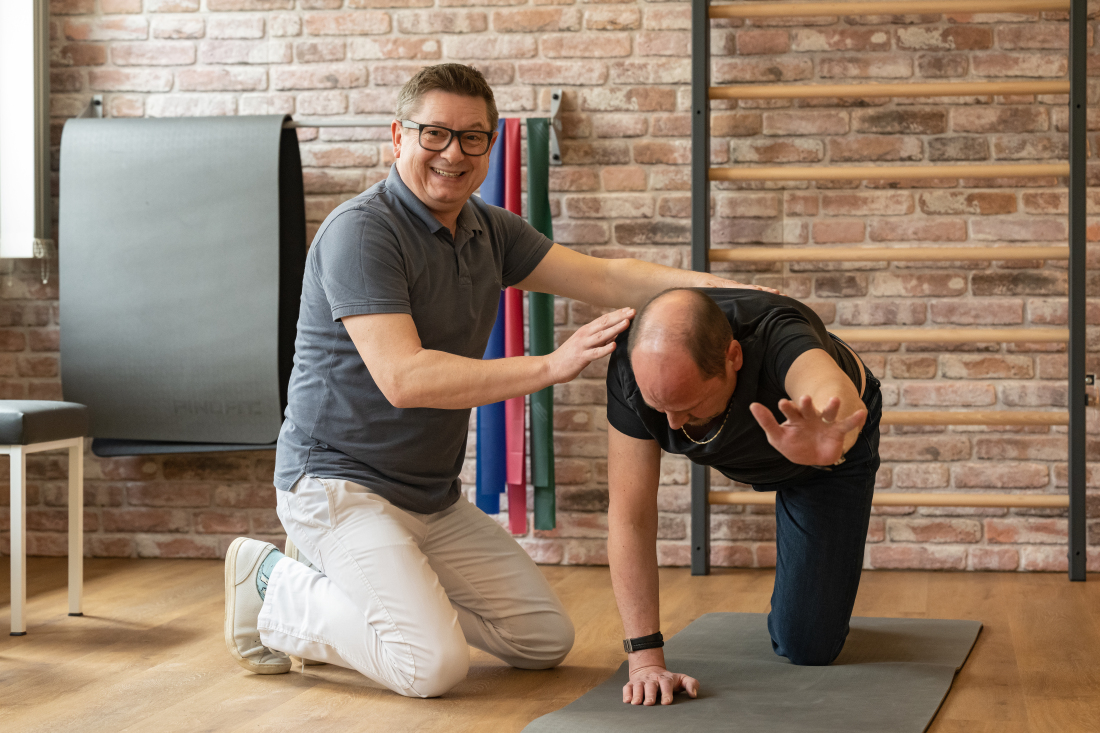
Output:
[711, 80, 1070, 101]
[833, 327, 1068, 343]
[710, 246, 1069, 263]
[709, 163, 1069, 182]
[709, 491, 1070, 508]
[710, 0, 1068, 19]
[882, 410, 1069, 426]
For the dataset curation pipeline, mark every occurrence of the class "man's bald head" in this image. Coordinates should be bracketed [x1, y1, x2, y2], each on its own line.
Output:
[628, 289, 734, 380]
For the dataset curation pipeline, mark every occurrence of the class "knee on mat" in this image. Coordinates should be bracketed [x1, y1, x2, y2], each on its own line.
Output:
[772, 625, 846, 667]
[508, 611, 576, 670]
[783, 642, 842, 667]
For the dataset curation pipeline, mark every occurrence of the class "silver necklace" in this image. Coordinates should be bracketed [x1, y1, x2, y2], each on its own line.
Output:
[681, 400, 732, 446]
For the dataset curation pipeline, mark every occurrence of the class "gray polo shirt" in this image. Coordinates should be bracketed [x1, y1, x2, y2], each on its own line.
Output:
[274, 165, 554, 513]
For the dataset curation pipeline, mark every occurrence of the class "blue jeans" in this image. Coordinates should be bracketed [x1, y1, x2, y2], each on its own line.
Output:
[753, 371, 882, 666]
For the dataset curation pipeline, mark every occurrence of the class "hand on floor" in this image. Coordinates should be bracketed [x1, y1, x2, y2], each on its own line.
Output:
[623, 664, 699, 706]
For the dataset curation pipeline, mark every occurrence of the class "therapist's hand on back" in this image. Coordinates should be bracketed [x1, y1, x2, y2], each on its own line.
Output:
[624, 663, 699, 706]
[546, 307, 634, 385]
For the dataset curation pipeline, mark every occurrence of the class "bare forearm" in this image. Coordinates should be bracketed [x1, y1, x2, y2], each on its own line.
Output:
[389, 349, 552, 409]
[346, 309, 631, 411]
[762, 349, 870, 466]
[838, 401, 865, 453]
[599, 258, 723, 311]
[516, 245, 774, 313]
[809, 376, 866, 455]
[608, 509, 664, 666]
[607, 429, 672, 678]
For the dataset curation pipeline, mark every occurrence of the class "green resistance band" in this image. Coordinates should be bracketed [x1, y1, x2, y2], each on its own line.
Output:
[527, 117, 556, 531]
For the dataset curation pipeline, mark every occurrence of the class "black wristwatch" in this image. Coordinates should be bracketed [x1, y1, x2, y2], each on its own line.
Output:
[623, 632, 664, 654]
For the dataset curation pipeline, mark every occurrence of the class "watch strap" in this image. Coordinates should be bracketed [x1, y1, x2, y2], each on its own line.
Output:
[623, 632, 664, 654]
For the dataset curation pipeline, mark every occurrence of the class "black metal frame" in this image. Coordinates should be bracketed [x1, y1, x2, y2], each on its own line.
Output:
[690, 0, 1088, 580]
[1067, 0, 1087, 581]
[691, 0, 712, 577]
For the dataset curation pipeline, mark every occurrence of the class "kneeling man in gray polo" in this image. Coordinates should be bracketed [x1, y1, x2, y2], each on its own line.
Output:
[223, 63, 771, 698]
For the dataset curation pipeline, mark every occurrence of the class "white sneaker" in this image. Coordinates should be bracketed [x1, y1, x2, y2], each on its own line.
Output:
[224, 537, 291, 675]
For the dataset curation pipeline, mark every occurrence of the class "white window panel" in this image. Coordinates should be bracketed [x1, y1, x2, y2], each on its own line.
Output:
[0, 0, 51, 259]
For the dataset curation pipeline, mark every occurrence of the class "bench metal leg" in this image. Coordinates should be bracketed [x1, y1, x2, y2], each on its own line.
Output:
[68, 440, 83, 616]
[10, 447, 26, 635]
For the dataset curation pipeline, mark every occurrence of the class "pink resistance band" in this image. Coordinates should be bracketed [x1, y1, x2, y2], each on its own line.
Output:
[503, 118, 527, 534]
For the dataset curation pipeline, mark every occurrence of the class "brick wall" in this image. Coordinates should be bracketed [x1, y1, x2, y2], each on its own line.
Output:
[1, 0, 1097, 571]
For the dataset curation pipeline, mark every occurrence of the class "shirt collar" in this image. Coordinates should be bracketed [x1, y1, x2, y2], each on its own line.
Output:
[456, 200, 483, 236]
[386, 165, 483, 237]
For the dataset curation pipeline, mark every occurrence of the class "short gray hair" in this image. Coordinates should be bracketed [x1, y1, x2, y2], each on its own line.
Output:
[394, 64, 499, 132]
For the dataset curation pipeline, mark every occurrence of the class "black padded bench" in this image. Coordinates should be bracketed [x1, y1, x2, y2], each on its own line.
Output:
[2, 401, 88, 635]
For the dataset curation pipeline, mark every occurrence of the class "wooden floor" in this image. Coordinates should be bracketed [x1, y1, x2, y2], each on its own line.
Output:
[1, 559, 1098, 733]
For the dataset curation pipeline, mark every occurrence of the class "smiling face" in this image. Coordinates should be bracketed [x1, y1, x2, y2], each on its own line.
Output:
[633, 340, 742, 432]
[392, 90, 496, 232]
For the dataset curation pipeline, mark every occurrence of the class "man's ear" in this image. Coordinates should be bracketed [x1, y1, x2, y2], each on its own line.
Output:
[727, 339, 743, 373]
[391, 119, 403, 159]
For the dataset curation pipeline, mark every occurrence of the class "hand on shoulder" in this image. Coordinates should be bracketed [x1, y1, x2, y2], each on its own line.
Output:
[703, 275, 782, 296]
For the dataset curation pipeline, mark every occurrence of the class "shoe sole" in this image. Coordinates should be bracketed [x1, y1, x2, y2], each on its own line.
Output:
[224, 537, 290, 675]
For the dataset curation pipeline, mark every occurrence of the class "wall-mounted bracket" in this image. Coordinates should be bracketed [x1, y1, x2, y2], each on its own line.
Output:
[78, 95, 103, 119]
[1086, 374, 1096, 406]
[549, 89, 562, 166]
[32, 237, 53, 284]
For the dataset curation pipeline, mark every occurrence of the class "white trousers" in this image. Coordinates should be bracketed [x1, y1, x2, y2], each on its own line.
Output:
[257, 476, 574, 698]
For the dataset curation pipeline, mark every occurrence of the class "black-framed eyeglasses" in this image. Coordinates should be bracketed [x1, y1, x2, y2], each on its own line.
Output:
[400, 120, 494, 157]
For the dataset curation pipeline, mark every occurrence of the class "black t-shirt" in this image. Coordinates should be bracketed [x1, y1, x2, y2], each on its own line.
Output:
[606, 289, 863, 486]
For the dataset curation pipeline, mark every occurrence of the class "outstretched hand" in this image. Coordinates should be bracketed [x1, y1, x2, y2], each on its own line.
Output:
[547, 307, 634, 385]
[624, 664, 699, 706]
[749, 395, 866, 466]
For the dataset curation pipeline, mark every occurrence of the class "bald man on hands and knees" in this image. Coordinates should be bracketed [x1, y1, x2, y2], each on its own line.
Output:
[605, 288, 882, 706]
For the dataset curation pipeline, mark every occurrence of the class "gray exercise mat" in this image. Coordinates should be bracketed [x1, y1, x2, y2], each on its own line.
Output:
[58, 115, 305, 446]
[524, 613, 981, 733]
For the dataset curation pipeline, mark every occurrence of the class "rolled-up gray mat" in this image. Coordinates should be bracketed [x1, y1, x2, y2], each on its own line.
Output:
[523, 613, 982, 733]
[59, 115, 305, 450]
